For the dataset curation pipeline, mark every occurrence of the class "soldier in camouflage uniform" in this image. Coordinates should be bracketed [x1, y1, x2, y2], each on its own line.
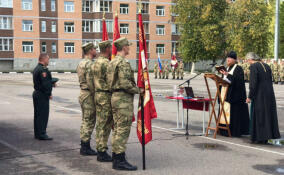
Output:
[107, 37, 141, 171]
[177, 60, 184, 80]
[272, 60, 280, 84]
[164, 62, 170, 79]
[77, 42, 97, 156]
[162, 61, 166, 79]
[280, 61, 284, 85]
[159, 62, 163, 79]
[154, 62, 158, 79]
[92, 41, 113, 162]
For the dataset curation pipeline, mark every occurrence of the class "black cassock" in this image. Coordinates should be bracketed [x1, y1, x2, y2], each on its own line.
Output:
[249, 62, 280, 142]
[220, 64, 250, 137]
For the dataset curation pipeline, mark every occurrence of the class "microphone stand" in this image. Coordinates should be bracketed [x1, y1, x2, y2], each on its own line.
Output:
[173, 73, 202, 139]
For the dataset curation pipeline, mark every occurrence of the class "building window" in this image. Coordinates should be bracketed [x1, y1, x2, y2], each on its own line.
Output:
[0, 17, 13, 30]
[41, 21, 46, 32]
[22, 20, 33, 31]
[137, 22, 149, 34]
[64, 22, 74, 33]
[51, 0, 56, 11]
[156, 25, 165, 35]
[52, 42, 56, 53]
[22, 41, 33, 53]
[41, 42, 47, 53]
[82, 0, 91, 12]
[0, 0, 13, 8]
[120, 4, 129, 14]
[156, 44, 165, 55]
[156, 6, 165, 16]
[41, 0, 46, 11]
[171, 24, 180, 35]
[99, 0, 112, 12]
[136, 41, 149, 53]
[82, 20, 91, 32]
[0, 38, 13, 51]
[64, 42, 75, 53]
[93, 20, 100, 32]
[51, 21, 56, 32]
[105, 20, 113, 33]
[22, 0, 32, 10]
[120, 23, 129, 34]
[64, 1, 74, 12]
[137, 3, 149, 14]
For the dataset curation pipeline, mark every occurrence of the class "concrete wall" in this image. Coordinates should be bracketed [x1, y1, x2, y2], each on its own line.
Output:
[3, 58, 223, 72]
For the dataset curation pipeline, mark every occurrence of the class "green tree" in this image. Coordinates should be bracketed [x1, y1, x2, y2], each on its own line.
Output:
[172, 0, 227, 63]
[279, 1, 284, 58]
[225, 0, 273, 58]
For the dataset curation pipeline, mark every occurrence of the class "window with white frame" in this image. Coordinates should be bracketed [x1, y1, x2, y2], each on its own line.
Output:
[51, 21, 56, 32]
[64, 42, 74, 53]
[82, 0, 92, 12]
[93, 20, 100, 32]
[0, 17, 13, 30]
[137, 3, 149, 14]
[156, 6, 165, 16]
[82, 20, 91, 32]
[136, 41, 149, 53]
[99, 0, 112, 12]
[171, 24, 180, 35]
[137, 22, 149, 34]
[52, 42, 56, 53]
[64, 22, 74, 33]
[120, 23, 129, 34]
[0, 0, 13, 8]
[156, 44, 165, 54]
[41, 21, 46, 32]
[22, 41, 33, 53]
[0, 38, 13, 51]
[51, 0, 56, 11]
[105, 20, 113, 33]
[41, 0, 46, 11]
[22, 20, 33, 31]
[41, 42, 47, 53]
[22, 0, 32, 10]
[64, 1, 74, 12]
[156, 25, 165, 35]
[120, 4, 129, 14]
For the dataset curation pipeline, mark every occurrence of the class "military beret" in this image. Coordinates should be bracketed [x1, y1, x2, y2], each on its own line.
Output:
[82, 42, 97, 52]
[99, 40, 112, 50]
[114, 37, 132, 49]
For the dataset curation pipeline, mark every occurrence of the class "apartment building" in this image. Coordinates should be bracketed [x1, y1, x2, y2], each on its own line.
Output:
[0, 0, 181, 70]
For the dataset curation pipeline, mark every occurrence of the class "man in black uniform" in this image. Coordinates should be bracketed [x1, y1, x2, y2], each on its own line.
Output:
[33, 53, 55, 140]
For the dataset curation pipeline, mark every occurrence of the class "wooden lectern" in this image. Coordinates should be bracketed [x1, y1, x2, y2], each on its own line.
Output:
[204, 73, 231, 138]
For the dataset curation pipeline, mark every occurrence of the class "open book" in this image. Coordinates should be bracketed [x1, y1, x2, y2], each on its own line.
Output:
[215, 65, 226, 72]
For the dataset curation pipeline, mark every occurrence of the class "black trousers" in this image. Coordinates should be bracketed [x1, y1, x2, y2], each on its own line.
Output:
[33, 91, 50, 137]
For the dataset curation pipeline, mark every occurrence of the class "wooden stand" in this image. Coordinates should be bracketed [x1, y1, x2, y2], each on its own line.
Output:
[204, 73, 231, 138]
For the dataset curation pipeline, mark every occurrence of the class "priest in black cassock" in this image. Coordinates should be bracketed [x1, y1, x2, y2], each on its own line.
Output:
[219, 51, 250, 137]
[245, 52, 280, 144]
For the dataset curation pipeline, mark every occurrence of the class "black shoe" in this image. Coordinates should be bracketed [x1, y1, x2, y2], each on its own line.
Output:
[97, 151, 112, 162]
[181, 77, 183, 80]
[113, 153, 137, 171]
[80, 141, 97, 156]
[38, 135, 53, 140]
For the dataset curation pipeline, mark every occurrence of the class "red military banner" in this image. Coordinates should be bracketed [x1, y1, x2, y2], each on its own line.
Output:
[111, 12, 120, 59]
[102, 16, 109, 41]
[137, 12, 157, 145]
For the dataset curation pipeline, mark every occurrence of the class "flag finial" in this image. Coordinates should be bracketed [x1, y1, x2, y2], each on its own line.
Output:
[103, 11, 105, 20]
[138, 0, 143, 14]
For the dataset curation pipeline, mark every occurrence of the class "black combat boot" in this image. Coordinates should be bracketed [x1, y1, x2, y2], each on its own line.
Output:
[80, 141, 97, 156]
[97, 151, 112, 162]
[113, 152, 137, 171]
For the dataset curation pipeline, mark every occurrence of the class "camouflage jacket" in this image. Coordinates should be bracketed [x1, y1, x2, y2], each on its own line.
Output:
[179, 63, 184, 70]
[107, 55, 139, 95]
[92, 56, 109, 92]
[77, 56, 95, 99]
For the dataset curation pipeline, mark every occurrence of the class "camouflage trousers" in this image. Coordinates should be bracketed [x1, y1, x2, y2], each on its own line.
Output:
[95, 92, 113, 152]
[154, 70, 158, 79]
[79, 94, 96, 142]
[159, 72, 162, 79]
[178, 70, 184, 79]
[273, 73, 279, 82]
[172, 69, 176, 79]
[111, 92, 134, 154]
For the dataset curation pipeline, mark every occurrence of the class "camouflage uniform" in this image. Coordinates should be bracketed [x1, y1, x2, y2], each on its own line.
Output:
[162, 62, 166, 79]
[107, 55, 140, 154]
[164, 63, 170, 79]
[154, 63, 158, 79]
[177, 61, 184, 80]
[92, 55, 113, 153]
[77, 56, 96, 142]
[272, 62, 280, 83]
[280, 61, 284, 84]
[172, 63, 178, 79]
[159, 64, 163, 79]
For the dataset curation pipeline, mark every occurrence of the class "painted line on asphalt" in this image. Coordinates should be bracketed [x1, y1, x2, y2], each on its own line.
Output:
[152, 125, 284, 157]
[1, 93, 284, 157]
